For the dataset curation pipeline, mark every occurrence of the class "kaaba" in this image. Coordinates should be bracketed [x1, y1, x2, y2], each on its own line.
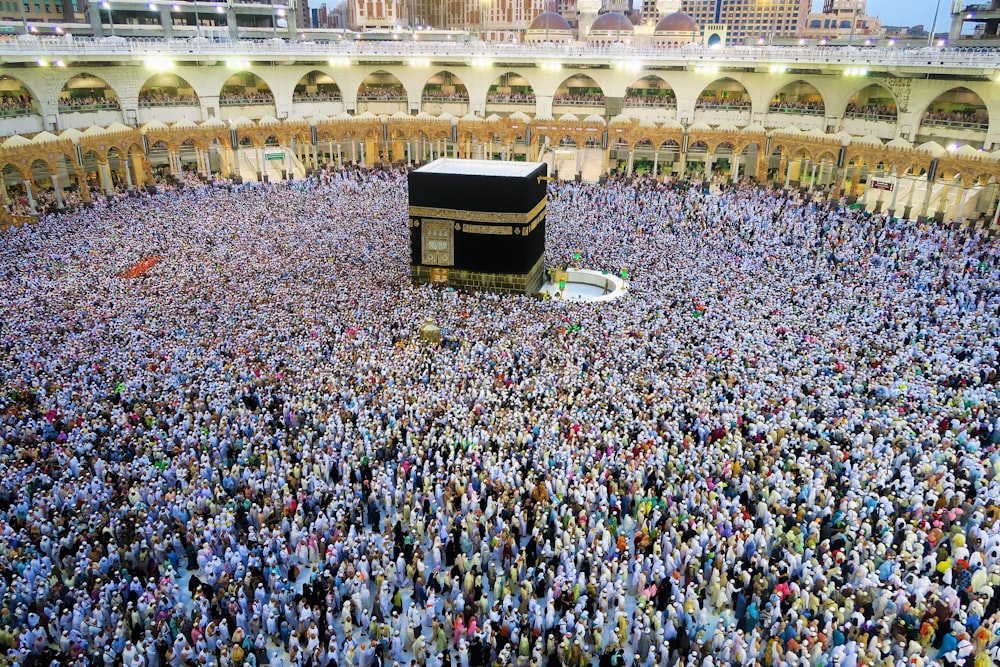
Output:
[408, 159, 547, 295]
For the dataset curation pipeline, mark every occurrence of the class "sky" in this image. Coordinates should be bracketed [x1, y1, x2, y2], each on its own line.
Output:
[825, 0, 944, 28]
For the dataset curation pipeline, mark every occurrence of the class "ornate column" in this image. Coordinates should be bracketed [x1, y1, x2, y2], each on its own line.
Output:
[122, 158, 133, 189]
[76, 168, 92, 204]
[903, 175, 918, 218]
[888, 172, 900, 215]
[23, 179, 36, 213]
[956, 178, 971, 222]
[130, 154, 145, 188]
[848, 166, 861, 198]
[992, 181, 1000, 227]
[731, 155, 740, 183]
[783, 159, 792, 189]
[98, 162, 113, 195]
[51, 174, 64, 208]
[918, 177, 935, 220]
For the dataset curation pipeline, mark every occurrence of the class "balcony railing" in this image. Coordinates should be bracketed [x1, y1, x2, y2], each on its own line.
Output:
[767, 105, 825, 116]
[695, 102, 751, 111]
[6, 37, 1000, 71]
[421, 94, 469, 102]
[292, 94, 342, 102]
[357, 92, 407, 101]
[486, 95, 535, 104]
[0, 107, 36, 117]
[58, 102, 120, 112]
[921, 117, 989, 131]
[219, 97, 274, 106]
[138, 99, 199, 107]
[624, 98, 676, 108]
[553, 98, 605, 106]
[844, 111, 897, 122]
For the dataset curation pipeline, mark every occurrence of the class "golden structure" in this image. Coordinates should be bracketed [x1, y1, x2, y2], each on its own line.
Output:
[2, 113, 1000, 228]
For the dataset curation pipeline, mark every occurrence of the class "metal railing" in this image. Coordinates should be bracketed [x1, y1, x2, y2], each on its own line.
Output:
[219, 97, 274, 106]
[921, 117, 989, 131]
[138, 99, 199, 107]
[553, 98, 606, 106]
[0, 107, 36, 117]
[58, 102, 120, 112]
[486, 95, 535, 104]
[421, 94, 469, 102]
[844, 111, 897, 122]
[767, 106, 825, 116]
[357, 93, 407, 101]
[695, 102, 751, 111]
[4, 36, 1000, 70]
[292, 94, 343, 102]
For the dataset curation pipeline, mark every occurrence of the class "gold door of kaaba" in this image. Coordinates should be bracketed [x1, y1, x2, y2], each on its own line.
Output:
[421, 218, 455, 266]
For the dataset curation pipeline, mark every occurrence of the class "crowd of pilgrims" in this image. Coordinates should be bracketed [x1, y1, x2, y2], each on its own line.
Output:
[1, 167, 1000, 667]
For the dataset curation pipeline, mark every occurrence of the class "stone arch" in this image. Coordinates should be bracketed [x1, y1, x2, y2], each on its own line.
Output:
[138, 73, 200, 107]
[422, 71, 469, 102]
[59, 73, 120, 111]
[29, 158, 53, 184]
[553, 74, 605, 106]
[816, 150, 837, 164]
[767, 80, 825, 115]
[632, 135, 656, 150]
[79, 149, 105, 187]
[918, 86, 989, 131]
[713, 140, 736, 155]
[695, 78, 750, 110]
[625, 75, 676, 109]
[486, 71, 536, 107]
[358, 70, 408, 101]
[689, 140, 709, 154]
[219, 72, 275, 106]
[0, 74, 39, 116]
[106, 146, 129, 187]
[842, 83, 898, 121]
[293, 70, 342, 102]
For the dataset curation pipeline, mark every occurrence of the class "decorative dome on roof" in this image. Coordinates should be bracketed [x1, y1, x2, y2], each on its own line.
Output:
[527, 11, 572, 32]
[590, 12, 633, 33]
[654, 12, 696, 33]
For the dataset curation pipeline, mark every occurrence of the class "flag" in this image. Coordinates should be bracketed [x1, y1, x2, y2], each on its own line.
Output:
[114, 382, 125, 394]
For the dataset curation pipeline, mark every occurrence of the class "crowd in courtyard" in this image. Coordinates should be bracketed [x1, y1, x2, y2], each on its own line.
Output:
[0, 168, 999, 667]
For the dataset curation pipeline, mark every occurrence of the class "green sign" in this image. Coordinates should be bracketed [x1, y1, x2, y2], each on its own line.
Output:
[265, 151, 285, 161]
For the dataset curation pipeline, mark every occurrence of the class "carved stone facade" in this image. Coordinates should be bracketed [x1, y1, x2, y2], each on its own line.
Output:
[2, 114, 1000, 227]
